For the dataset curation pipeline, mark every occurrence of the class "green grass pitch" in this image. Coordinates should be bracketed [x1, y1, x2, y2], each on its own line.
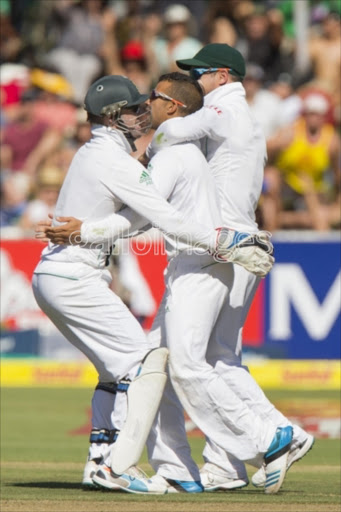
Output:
[1, 388, 340, 512]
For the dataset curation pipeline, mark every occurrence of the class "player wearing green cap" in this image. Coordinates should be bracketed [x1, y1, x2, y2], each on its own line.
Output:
[143, 43, 314, 493]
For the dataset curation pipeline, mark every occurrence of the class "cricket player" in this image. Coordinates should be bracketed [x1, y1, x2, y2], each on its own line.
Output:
[43, 73, 293, 495]
[143, 44, 314, 491]
[33, 74, 274, 490]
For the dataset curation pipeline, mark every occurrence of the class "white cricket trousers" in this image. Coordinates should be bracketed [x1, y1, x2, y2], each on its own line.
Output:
[32, 266, 153, 443]
[147, 253, 277, 481]
[202, 264, 294, 476]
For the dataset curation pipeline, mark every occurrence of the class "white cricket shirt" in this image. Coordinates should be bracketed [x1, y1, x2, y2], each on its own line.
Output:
[148, 82, 267, 233]
[148, 142, 222, 259]
[80, 139, 222, 260]
[35, 126, 217, 275]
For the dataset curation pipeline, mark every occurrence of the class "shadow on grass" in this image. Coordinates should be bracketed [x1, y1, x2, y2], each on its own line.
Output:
[9, 481, 267, 495]
[12, 482, 83, 490]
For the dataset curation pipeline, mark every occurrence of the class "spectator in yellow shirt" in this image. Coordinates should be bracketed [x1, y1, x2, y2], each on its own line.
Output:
[261, 93, 340, 231]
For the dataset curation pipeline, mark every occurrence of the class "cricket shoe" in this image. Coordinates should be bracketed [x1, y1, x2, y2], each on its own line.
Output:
[92, 464, 145, 491]
[263, 425, 293, 494]
[252, 432, 315, 488]
[82, 457, 102, 488]
[113, 473, 203, 494]
[200, 463, 248, 491]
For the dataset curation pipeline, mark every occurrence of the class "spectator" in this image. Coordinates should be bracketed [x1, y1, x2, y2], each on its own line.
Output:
[119, 40, 155, 94]
[0, 63, 30, 115]
[29, 68, 77, 136]
[37, 109, 91, 177]
[0, 0, 23, 64]
[308, 10, 341, 123]
[0, 248, 40, 326]
[268, 73, 302, 127]
[261, 93, 341, 231]
[149, 4, 202, 75]
[0, 171, 31, 228]
[237, 5, 293, 83]
[204, 0, 255, 38]
[19, 166, 64, 232]
[43, 0, 109, 104]
[208, 17, 238, 46]
[1, 91, 61, 175]
[243, 63, 283, 139]
[102, 14, 157, 94]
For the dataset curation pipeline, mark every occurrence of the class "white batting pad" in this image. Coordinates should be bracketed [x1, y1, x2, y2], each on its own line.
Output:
[111, 347, 168, 474]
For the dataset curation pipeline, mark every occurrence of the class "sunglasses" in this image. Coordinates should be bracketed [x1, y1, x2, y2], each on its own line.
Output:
[150, 89, 187, 108]
[189, 67, 229, 80]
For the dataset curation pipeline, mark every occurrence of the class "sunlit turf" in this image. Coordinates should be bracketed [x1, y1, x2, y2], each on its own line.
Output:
[1, 388, 340, 512]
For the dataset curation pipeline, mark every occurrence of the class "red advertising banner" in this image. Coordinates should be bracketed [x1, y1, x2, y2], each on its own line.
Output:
[0, 238, 262, 341]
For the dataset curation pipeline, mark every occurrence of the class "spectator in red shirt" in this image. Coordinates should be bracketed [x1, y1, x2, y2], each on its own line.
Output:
[1, 92, 61, 175]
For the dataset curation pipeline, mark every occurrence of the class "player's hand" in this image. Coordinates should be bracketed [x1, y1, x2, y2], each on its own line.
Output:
[45, 216, 83, 245]
[214, 228, 274, 277]
[35, 214, 53, 242]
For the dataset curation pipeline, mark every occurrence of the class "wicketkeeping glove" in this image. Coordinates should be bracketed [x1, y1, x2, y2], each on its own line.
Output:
[214, 228, 275, 278]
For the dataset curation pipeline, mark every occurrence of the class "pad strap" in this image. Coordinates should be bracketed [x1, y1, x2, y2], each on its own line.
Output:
[116, 379, 131, 392]
[95, 379, 131, 395]
[95, 382, 117, 395]
[89, 428, 120, 444]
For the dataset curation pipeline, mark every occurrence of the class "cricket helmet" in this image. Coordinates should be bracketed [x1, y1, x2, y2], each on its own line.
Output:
[84, 75, 149, 117]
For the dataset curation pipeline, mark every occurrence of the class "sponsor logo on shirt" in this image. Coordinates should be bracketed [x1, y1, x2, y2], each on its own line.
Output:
[206, 105, 222, 115]
[139, 169, 153, 185]
[155, 132, 167, 145]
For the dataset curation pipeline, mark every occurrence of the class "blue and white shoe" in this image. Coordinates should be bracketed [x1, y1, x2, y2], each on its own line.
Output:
[92, 464, 146, 491]
[252, 432, 315, 488]
[118, 473, 203, 494]
[163, 476, 204, 494]
[264, 426, 293, 494]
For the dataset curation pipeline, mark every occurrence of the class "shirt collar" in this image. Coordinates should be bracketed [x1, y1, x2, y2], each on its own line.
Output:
[204, 82, 245, 104]
[91, 125, 132, 153]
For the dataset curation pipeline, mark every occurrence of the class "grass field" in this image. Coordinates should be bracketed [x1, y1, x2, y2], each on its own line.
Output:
[1, 388, 340, 512]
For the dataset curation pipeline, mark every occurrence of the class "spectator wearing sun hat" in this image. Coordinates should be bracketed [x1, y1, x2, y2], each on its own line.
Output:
[28, 68, 78, 136]
[151, 4, 202, 75]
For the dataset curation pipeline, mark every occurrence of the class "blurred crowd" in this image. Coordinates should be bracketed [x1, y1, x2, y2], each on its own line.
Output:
[1, 0, 340, 237]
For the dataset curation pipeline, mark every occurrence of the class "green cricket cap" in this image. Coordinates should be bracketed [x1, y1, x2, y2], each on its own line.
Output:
[84, 75, 149, 116]
[176, 43, 246, 80]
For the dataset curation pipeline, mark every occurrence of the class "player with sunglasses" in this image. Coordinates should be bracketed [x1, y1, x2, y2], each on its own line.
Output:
[144, 44, 314, 492]
[189, 67, 229, 80]
[149, 88, 187, 107]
